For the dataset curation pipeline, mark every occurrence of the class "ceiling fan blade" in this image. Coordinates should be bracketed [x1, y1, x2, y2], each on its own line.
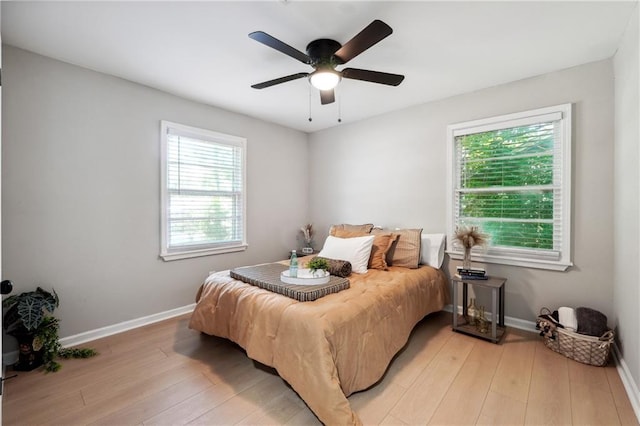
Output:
[249, 31, 311, 64]
[334, 20, 393, 64]
[342, 68, 405, 86]
[320, 89, 335, 105]
[251, 72, 309, 89]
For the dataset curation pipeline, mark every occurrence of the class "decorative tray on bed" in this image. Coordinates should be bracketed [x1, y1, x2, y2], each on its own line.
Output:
[281, 269, 330, 285]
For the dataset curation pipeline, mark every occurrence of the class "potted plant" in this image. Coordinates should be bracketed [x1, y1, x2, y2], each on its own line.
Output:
[3, 287, 97, 372]
[307, 257, 329, 277]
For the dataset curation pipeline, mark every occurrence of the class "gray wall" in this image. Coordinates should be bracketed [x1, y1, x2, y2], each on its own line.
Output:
[2, 46, 309, 340]
[309, 59, 615, 324]
[613, 5, 639, 396]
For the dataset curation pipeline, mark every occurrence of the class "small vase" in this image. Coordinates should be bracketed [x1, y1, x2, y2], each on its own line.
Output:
[477, 306, 489, 333]
[462, 247, 472, 269]
[467, 298, 477, 326]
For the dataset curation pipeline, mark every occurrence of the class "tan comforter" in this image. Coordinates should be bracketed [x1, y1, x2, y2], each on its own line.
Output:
[189, 262, 449, 425]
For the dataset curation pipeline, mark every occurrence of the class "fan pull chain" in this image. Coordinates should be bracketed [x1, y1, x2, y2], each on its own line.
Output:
[338, 90, 342, 123]
[308, 87, 313, 122]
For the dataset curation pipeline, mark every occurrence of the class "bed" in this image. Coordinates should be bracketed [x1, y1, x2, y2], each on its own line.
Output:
[189, 228, 449, 425]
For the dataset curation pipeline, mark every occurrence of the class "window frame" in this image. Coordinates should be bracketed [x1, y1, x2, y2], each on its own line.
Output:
[446, 103, 573, 271]
[160, 120, 247, 261]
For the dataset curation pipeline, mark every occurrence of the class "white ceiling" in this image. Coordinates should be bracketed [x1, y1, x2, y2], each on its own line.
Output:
[2, 1, 637, 133]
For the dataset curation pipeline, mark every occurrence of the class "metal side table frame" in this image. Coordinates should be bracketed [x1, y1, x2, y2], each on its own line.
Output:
[452, 275, 506, 343]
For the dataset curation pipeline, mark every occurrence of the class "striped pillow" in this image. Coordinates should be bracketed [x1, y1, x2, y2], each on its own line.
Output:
[373, 228, 422, 269]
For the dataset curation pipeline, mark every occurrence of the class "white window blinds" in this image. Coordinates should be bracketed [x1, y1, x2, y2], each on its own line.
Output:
[447, 104, 572, 271]
[160, 121, 247, 261]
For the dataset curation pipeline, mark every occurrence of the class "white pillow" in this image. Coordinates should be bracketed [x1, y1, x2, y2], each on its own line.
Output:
[318, 235, 375, 274]
[420, 233, 445, 268]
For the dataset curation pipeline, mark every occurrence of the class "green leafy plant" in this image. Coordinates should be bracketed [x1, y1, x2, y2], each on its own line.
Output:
[3, 287, 97, 372]
[307, 257, 329, 274]
[456, 125, 554, 250]
[3, 287, 59, 333]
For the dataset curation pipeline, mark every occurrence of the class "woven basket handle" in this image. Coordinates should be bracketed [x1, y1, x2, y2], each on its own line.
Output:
[539, 307, 552, 316]
[599, 330, 615, 342]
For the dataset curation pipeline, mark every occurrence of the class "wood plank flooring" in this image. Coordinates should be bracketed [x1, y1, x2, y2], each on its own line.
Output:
[3, 311, 638, 425]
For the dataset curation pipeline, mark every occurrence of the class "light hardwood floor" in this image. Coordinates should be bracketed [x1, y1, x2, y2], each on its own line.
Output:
[3, 311, 638, 425]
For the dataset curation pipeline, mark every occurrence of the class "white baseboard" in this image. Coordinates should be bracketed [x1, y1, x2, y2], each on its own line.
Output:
[612, 344, 640, 423]
[3, 303, 196, 366]
[443, 303, 537, 332]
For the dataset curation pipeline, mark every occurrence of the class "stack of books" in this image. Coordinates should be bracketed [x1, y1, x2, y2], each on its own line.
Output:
[456, 266, 488, 280]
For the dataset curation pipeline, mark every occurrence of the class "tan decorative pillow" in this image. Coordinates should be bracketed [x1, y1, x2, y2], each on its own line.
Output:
[329, 223, 374, 236]
[373, 228, 422, 269]
[331, 229, 367, 238]
[332, 229, 397, 270]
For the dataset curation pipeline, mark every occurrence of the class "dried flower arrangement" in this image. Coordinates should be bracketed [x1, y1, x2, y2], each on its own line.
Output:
[300, 224, 314, 246]
[454, 225, 488, 249]
[454, 225, 488, 268]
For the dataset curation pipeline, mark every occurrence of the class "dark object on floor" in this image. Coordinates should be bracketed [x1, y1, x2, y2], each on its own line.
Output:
[13, 334, 43, 371]
[576, 307, 608, 337]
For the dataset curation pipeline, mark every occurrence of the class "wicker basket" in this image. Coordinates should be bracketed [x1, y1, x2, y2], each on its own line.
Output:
[536, 307, 614, 367]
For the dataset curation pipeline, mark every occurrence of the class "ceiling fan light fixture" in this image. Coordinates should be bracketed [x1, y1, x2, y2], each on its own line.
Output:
[250, 21, 403, 106]
[309, 70, 341, 90]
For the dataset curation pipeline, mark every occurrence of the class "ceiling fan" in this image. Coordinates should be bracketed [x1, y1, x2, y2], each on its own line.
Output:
[249, 20, 405, 105]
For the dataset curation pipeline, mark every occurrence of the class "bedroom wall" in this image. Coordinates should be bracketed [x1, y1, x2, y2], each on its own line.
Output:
[2, 46, 309, 342]
[613, 4, 640, 404]
[309, 59, 615, 324]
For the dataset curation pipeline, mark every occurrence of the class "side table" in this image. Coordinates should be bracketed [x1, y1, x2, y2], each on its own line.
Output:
[452, 275, 506, 343]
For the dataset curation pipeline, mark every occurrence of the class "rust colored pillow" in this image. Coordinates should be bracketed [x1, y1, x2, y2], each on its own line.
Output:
[367, 232, 397, 270]
[332, 229, 397, 270]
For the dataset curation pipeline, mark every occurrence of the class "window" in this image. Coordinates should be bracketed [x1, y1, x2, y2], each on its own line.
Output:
[160, 121, 247, 261]
[446, 104, 572, 271]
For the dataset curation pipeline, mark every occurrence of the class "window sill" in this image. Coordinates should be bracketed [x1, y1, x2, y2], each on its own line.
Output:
[161, 244, 248, 261]
[447, 251, 572, 272]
